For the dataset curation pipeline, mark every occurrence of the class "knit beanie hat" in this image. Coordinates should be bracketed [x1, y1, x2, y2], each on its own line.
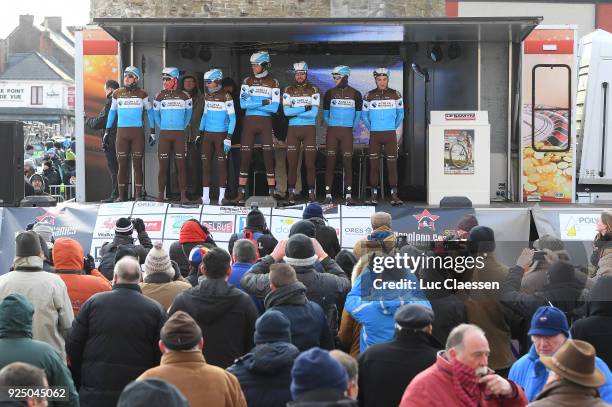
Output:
[117, 379, 190, 407]
[15, 231, 42, 257]
[143, 242, 174, 278]
[33, 222, 53, 244]
[53, 238, 84, 270]
[284, 233, 317, 267]
[303, 203, 324, 220]
[290, 347, 348, 399]
[160, 311, 203, 351]
[247, 209, 267, 230]
[289, 220, 316, 238]
[456, 214, 479, 233]
[254, 310, 292, 345]
[468, 225, 496, 253]
[188, 246, 209, 266]
[115, 217, 134, 235]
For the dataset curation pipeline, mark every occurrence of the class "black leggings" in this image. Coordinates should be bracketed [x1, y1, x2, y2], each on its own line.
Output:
[116, 127, 144, 198]
[287, 125, 316, 189]
[201, 131, 227, 187]
[325, 126, 353, 189]
[239, 116, 274, 186]
[158, 130, 186, 199]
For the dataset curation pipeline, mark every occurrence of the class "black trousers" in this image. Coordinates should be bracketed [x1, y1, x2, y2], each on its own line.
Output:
[105, 138, 119, 198]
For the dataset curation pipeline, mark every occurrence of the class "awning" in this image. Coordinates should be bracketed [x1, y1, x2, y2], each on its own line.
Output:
[94, 17, 542, 44]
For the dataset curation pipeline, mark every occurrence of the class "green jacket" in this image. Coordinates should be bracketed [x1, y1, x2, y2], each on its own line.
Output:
[0, 293, 80, 406]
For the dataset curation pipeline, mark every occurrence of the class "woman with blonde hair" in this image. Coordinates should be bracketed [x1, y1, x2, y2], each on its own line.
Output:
[591, 210, 612, 277]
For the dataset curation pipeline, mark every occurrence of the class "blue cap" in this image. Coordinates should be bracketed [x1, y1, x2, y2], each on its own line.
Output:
[124, 66, 141, 80]
[161, 67, 180, 79]
[204, 68, 223, 82]
[528, 306, 569, 337]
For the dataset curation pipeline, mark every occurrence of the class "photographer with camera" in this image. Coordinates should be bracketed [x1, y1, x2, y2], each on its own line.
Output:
[98, 217, 153, 280]
[53, 237, 112, 315]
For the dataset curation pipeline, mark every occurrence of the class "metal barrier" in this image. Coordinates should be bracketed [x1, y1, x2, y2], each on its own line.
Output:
[48, 184, 76, 203]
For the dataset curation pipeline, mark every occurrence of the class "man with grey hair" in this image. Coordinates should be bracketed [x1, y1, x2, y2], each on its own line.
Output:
[400, 323, 527, 407]
[66, 257, 166, 407]
[230, 239, 264, 313]
[353, 211, 396, 259]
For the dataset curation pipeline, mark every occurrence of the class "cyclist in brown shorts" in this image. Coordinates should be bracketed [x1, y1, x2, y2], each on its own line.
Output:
[282, 61, 320, 204]
[151, 67, 193, 204]
[104, 66, 155, 201]
[322, 65, 363, 205]
[235, 50, 280, 206]
[362, 67, 405, 206]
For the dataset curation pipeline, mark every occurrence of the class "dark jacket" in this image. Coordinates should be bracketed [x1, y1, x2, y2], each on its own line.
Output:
[169, 278, 259, 368]
[0, 294, 79, 407]
[500, 265, 585, 323]
[43, 167, 62, 187]
[264, 282, 334, 351]
[230, 262, 264, 314]
[358, 330, 442, 407]
[528, 379, 609, 407]
[86, 94, 116, 141]
[287, 389, 358, 407]
[227, 342, 299, 407]
[61, 161, 76, 182]
[228, 228, 278, 258]
[65, 284, 166, 407]
[570, 276, 612, 368]
[169, 240, 217, 278]
[98, 232, 153, 280]
[241, 255, 350, 335]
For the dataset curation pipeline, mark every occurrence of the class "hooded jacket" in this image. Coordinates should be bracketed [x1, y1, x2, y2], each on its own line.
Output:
[508, 344, 612, 402]
[0, 294, 79, 407]
[181, 72, 206, 143]
[264, 282, 334, 351]
[65, 284, 167, 407]
[570, 276, 612, 369]
[169, 278, 259, 368]
[0, 258, 73, 360]
[169, 220, 216, 277]
[227, 341, 299, 407]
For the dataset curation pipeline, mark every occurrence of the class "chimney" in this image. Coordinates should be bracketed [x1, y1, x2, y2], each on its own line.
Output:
[43, 17, 62, 33]
[19, 15, 34, 27]
[0, 40, 8, 74]
[39, 31, 51, 58]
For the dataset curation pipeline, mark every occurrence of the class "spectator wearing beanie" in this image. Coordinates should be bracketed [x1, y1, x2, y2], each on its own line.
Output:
[169, 248, 258, 368]
[117, 379, 190, 407]
[227, 310, 299, 407]
[66, 257, 167, 407]
[0, 294, 80, 407]
[0, 231, 73, 360]
[353, 212, 397, 259]
[571, 276, 612, 367]
[302, 203, 341, 259]
[501, 253, 587, 323]
[288, 347, 356, 406]
[465, 225, 516, 375]
[98, 217, 153, 280]
[358, 304, 441, 407]
[139, 311, 247, 407]
[53, 237, 111, 315]
[263, 264, 334, 351]
[455, 213, 479, 239]
[241, 234, 350, 337]
[169, 219, 216, 277]
[140, 242, 191, 311]
[228, 209, 278, 257]
[33, 222, 54, 251]
[185, 246, 209, 287]
[509, 306, 612, 402]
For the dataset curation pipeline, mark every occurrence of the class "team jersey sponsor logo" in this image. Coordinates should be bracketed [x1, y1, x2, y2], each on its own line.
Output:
[118, 98, 143, 107]
[331, 98, 355, 107]
[160, 99, 186, 109]
[291, 96, 314, 107]
[249, 86, 273, 98]
[368, 99, 397, 109]
[206, 101, 227, 111]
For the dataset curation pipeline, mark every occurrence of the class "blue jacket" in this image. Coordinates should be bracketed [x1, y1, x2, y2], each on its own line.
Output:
[227, 342, 299, 407]
[229, 262, 264, 314]
[345, 266, 431, 352]
[509, 344, 612, 402]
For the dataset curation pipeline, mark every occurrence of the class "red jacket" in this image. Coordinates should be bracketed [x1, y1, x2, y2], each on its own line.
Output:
[400, 353, 527, 407]
[57, 270, 112, 315]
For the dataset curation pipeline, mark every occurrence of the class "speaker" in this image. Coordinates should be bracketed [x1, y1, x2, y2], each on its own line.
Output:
[439, 196, 472, 208]
[20, 195, 57, 207]
[0, 121, 24, 207]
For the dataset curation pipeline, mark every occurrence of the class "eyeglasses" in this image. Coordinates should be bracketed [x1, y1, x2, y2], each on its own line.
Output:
[204, 80, 215, 84]
[124, 74, 136, 79]
[332, 74, 342, 80]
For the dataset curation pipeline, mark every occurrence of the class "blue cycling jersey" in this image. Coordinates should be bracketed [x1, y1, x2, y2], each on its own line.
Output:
[282, 82, 320, 126]
[199, 90, 237, 134]
[322, 85, 363, 128]
[153, 90, 192, 131]
[240, 74, 280, 117]
[362, 87, 404, 132]
[106, 87, 155, 129]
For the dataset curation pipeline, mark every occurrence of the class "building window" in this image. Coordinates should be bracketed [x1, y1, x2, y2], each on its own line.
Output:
[31, 86, 43, 105]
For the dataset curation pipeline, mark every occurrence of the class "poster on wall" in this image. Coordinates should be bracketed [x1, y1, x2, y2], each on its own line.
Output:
[444, 129, 474, 174]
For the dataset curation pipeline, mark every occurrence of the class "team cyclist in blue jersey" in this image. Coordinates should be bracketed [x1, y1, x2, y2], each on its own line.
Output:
[198, 68, 236, 206]
[105, 66, 155, 201]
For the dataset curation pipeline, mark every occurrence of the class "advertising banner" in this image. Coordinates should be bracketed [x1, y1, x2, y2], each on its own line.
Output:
[444, 129, 474, 175]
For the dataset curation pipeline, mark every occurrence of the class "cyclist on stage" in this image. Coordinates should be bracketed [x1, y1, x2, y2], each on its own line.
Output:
[105, 66, 155, 201]
[198, 68, 236, 206]
[236, 50, 280, 206]
[362, 67, 404, 206]
[282, 61, 320, 204]
[322, 65, 362, 205]
[152, 67, 193, 204]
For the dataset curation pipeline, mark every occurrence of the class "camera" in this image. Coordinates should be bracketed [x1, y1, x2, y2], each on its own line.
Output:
[533, 250, 547, 262]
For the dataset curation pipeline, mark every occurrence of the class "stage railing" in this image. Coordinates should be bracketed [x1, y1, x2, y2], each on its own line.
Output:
[48, 185, 76, 203]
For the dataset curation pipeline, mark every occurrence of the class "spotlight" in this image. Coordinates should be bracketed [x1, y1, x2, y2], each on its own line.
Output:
[448, 43, 461, 60]
[180, 43, 196, 60]
[198, 45, 212, 62]
[411, 63, 430, 82]
[430, 44, 443, 63]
